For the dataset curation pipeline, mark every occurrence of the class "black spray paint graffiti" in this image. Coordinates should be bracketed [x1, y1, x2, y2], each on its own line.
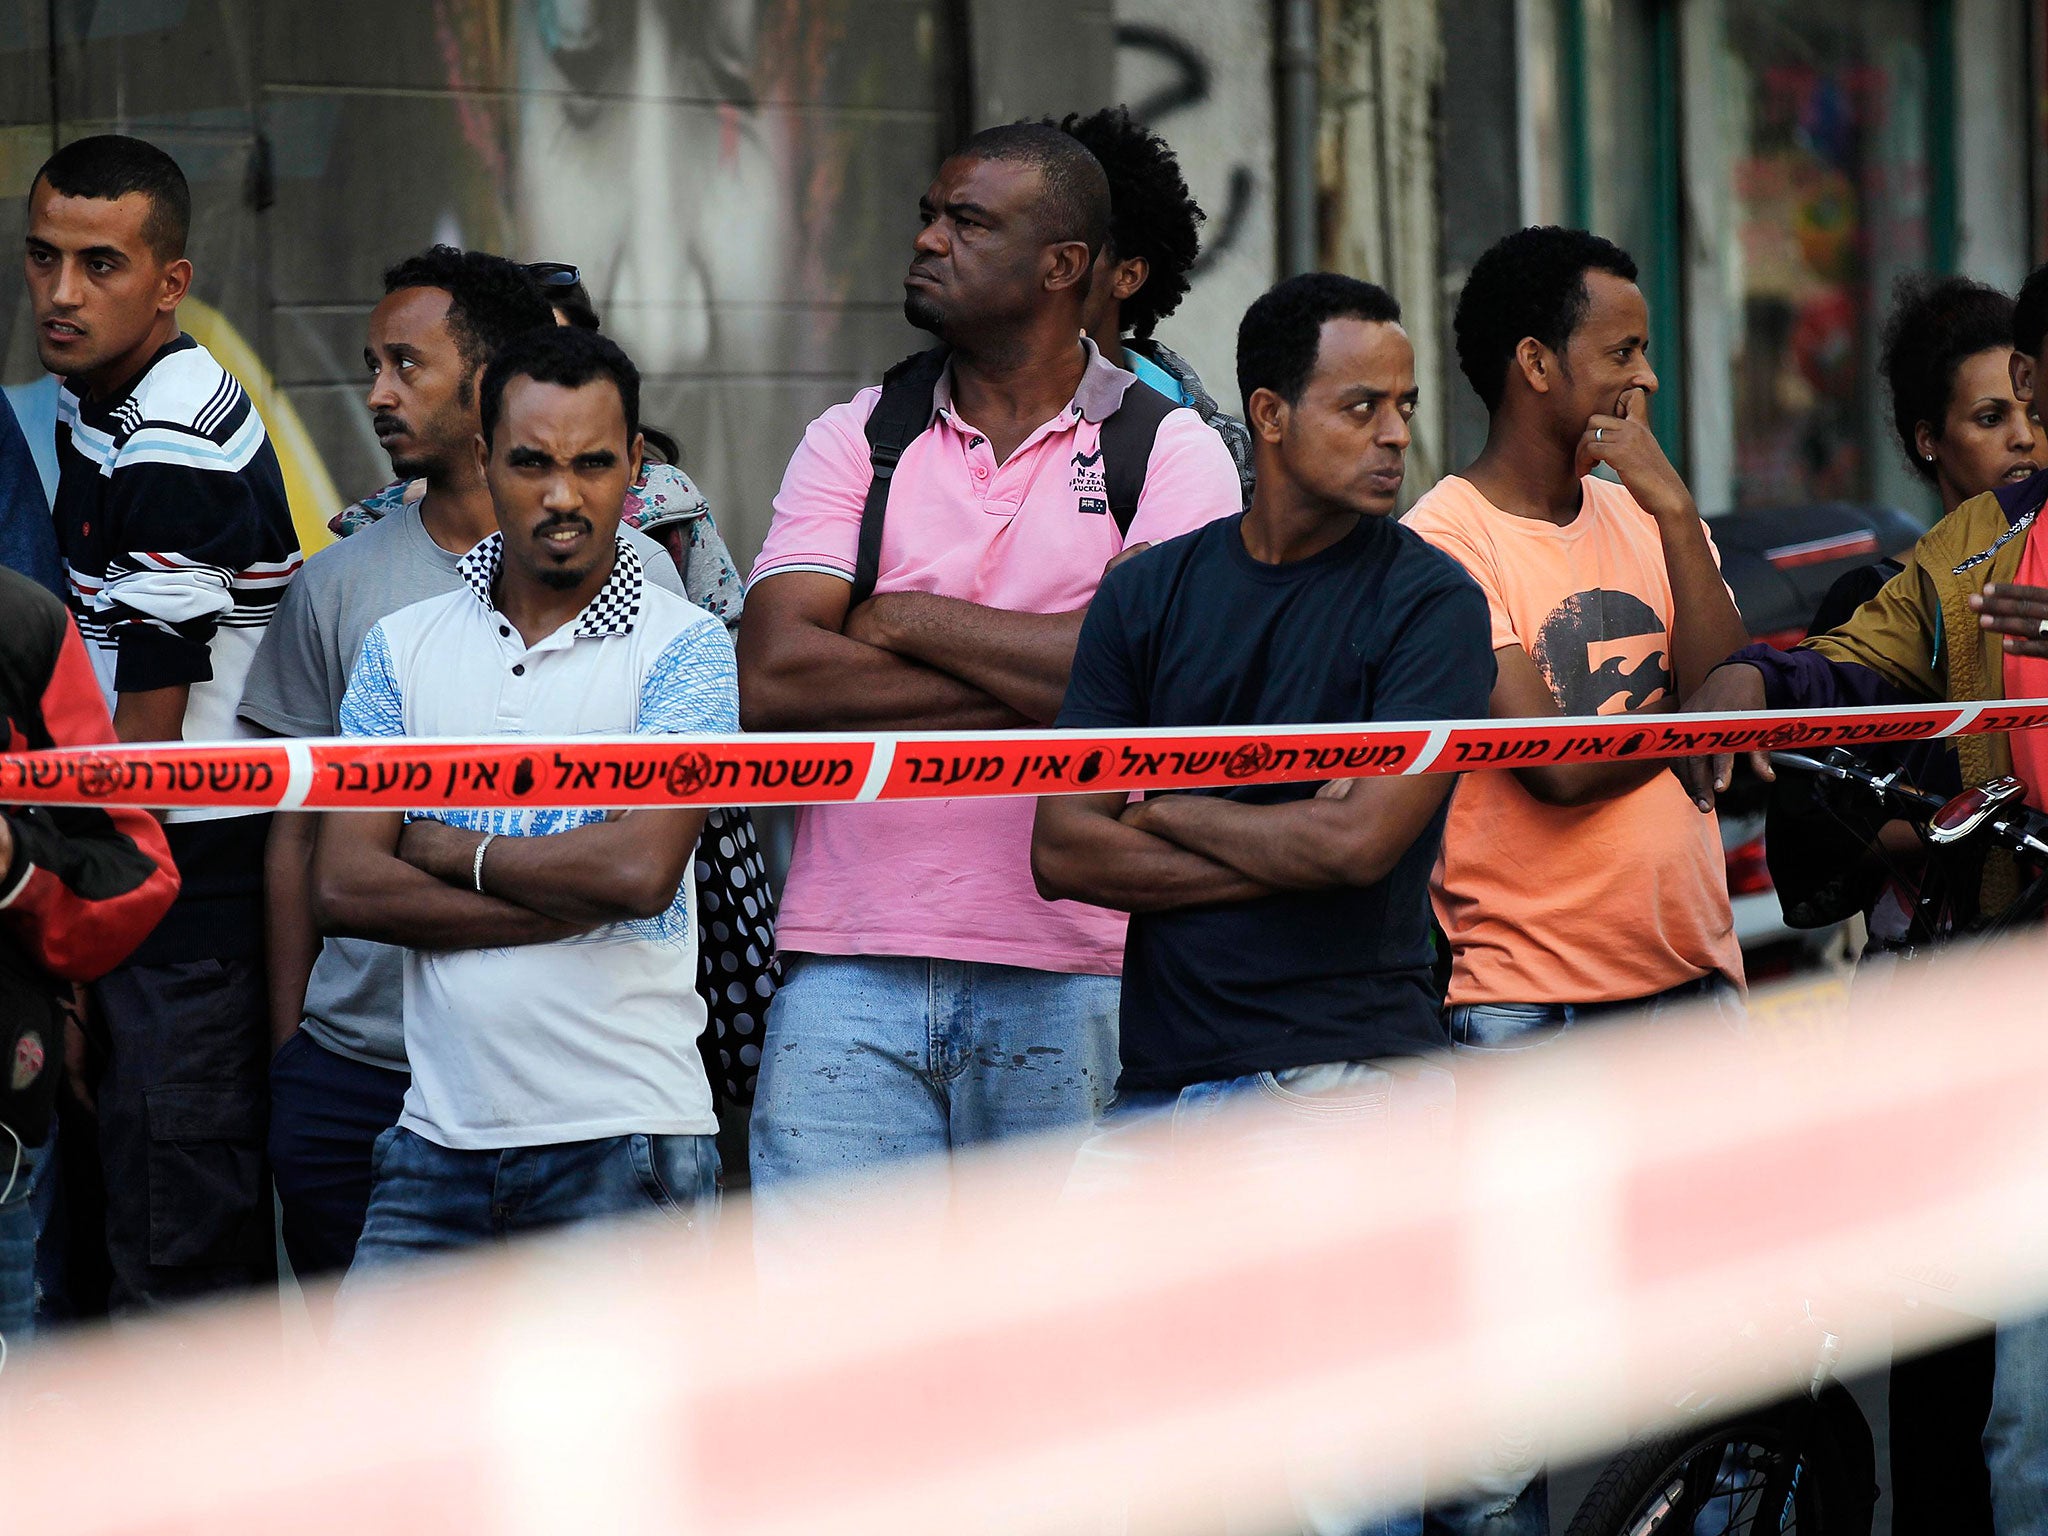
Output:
[1117, 22, 1253, 274]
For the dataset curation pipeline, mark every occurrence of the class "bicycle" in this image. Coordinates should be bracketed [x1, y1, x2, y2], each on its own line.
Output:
[1564, 747, 2048, 1535]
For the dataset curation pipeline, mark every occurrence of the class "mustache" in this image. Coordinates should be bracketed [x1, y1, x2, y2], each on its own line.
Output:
[534, 514, 595, 537]
[372, 413, 408, 437]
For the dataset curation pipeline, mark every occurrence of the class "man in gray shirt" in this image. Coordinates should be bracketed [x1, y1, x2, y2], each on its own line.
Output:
[240, 247, 689, 1284]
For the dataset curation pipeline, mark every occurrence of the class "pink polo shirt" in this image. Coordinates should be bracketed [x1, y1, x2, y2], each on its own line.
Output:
[751, 343, 1243, 974]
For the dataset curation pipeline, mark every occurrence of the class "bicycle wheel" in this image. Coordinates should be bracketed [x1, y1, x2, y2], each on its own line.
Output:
[1565, 1402, 1870, 1536]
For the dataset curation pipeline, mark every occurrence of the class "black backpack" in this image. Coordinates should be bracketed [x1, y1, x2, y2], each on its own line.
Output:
[848, 346, 1177, 605]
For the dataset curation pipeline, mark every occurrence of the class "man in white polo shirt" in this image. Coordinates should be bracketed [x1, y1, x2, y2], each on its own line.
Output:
[738, 122, 1241, 1238]
[313, 326, 735, 1275]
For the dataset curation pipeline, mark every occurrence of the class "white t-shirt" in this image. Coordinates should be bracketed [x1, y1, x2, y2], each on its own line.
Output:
[340, 533, 737, 1149]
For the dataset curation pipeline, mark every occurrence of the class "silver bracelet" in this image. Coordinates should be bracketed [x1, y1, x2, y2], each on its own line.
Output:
[471, 833, 498, 893]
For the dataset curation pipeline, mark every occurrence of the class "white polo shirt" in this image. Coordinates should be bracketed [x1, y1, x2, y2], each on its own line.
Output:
[339, 533, 738, 1149]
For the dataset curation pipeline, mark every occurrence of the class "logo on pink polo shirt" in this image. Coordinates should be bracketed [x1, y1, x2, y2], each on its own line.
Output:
[1069, 446, 1108, 516]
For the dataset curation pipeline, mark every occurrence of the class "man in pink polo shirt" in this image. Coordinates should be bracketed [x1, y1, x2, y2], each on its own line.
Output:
[739, 122, 1241, 1230]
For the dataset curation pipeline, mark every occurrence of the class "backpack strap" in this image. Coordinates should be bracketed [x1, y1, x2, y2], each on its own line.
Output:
[851, 346, 950, 607]
[1099, 377, 1176, 538]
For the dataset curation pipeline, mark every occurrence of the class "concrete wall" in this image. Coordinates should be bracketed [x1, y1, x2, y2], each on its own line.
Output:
[10, 0, 2033, 555]
[1321, 0, 1448, 499]
[1111, 0, 1279, 416]
[0, 0, 1020, 569]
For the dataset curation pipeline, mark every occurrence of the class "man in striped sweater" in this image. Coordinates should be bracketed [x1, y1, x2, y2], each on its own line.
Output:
[25, 134, 300, 1310]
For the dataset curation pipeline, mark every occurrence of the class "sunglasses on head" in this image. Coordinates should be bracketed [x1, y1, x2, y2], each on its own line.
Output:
[523, 261, 582, 288]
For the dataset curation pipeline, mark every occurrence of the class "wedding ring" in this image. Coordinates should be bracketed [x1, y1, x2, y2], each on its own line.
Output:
[2037, 617, 2048, 638]
[1594, 427, 1606, 442]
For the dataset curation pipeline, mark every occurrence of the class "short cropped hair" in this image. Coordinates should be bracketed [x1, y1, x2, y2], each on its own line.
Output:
[956, 120, 1112, 259]
[1237, 272, 1403, 407]
[32, 134, 191, 262]
[383, 246, 555, 375]
[1454, 226, 1639, 412]
[1057, 106, 1203, 339]
[479, 325, 641, 448]
[2014, 262, 2048, 361]
[1880, 275, 2017, 484]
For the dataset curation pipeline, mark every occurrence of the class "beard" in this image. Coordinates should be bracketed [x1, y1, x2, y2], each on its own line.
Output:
[903, 288, 946, 336]
[385, 445, 443, 479]
[532, 562, 590, 591]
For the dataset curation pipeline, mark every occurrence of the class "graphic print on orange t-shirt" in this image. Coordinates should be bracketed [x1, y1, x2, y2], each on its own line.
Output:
[1403, 473, 1743, 1007]
[1530, 588, 1672, 715]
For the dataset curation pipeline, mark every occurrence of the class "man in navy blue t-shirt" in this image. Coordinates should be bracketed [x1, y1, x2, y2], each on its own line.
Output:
[1035, 272, 1494, 1094]
[1032, 269, 1494, 1535]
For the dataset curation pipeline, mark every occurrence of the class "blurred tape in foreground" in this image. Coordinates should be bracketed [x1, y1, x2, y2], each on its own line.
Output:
[5, 938, 2046, 1534]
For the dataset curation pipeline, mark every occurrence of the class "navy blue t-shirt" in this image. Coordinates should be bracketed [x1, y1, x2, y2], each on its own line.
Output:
[1058, 511, 1495, 1091]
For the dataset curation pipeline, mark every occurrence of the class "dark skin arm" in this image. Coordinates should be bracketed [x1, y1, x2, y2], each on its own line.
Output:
[263, 812, 320, 1052]
[1123, 773, 1456, 890]
[1971, 581, 2048, 659]
[737, 572, 1026, 731]
[845, 594, 1085, 726]
[111, 683, 189, 744]
[1684, 662, 1778, 792]
[1032, 790, 1275, 912]
[311, 811, 594, 950]
[1580, 388, 1751, 702]
[841, 541, 1156, 725]
[1490, 646, 1699, 809]
[395, 808, 708, 927]
[112, 684, 191, 826]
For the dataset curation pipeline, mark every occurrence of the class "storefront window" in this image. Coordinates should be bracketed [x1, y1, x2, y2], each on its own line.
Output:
[1719, 0, 1938, 511]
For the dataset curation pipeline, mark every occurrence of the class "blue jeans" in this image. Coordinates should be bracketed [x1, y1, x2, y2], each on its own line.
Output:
[0, 1135, 35, 1358]
[1071, 1060, 1454, 1179]
[1071, 1062, 1455, 1536]
[1989, 1310, 2048, 1534]
[269, 1029, 410, 1281]
[345, 1126, 720, 1286]
[1431, 972, 1743, 1536]
[1446, 971, 1745, 1053]
[749, 955, 1118, 1246]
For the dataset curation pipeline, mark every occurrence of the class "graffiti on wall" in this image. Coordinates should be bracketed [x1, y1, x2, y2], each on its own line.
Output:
[1110, 1, 1274, 414]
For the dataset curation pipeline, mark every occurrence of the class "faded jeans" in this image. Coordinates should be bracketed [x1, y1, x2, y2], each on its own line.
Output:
[0, 1135, 34, 1360]
[342, 1126, 720, 1298]
[1988, 1310, 2048, 1534]
[1430, 971, 1744, 1536]
[749, 954, 1118, 1262]
[1069, 1060, 1457, 1536]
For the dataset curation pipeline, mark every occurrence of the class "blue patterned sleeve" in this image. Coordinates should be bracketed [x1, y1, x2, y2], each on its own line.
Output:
[338, 621, 407, 738]
[638, 619, 740, 735]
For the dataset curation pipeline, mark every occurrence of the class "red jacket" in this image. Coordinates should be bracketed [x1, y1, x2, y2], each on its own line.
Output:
[0, 566, 179, 981]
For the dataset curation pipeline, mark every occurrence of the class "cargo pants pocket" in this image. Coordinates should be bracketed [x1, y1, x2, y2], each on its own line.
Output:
[145, 1082, 268, 1270]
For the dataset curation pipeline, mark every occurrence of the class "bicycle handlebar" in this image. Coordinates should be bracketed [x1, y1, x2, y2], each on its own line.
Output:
[1770, 749, 2048, 862]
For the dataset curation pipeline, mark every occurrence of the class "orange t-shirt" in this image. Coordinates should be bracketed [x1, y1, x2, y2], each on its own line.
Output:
[2003, 530, 2048, 808]
[1403, 474, 1743, 1005]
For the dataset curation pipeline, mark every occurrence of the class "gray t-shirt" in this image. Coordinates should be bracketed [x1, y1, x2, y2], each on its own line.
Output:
[237, 503, 688, 1070]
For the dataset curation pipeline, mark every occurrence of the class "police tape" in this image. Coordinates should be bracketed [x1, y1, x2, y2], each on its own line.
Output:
[7, 940, 2048, 1535]
[5, 696, 2048, 811]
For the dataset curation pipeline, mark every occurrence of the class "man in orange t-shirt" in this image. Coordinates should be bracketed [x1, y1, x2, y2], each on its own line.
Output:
[1405, 226, 1751, 1531]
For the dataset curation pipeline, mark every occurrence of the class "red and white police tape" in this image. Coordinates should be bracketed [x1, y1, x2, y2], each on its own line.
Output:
[6, 938, 2048, 1534]
[5, 696, 2048, 810]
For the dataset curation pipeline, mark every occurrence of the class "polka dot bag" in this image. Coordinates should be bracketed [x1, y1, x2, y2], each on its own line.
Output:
[693, 807, 781, 1108]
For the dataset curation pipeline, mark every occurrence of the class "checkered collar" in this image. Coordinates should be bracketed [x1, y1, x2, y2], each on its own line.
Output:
[456, 531, 645, 639]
